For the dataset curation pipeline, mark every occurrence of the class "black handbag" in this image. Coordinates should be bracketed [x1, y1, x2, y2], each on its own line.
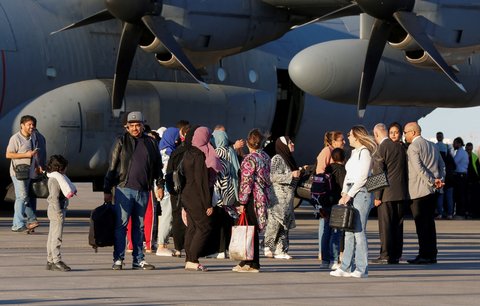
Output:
[365, 172, 389, 192]
[14, 164, 31, 180]
[30, 173, 49, 198]
[330, 203, 357, 232]
[295, 172, 313, 200]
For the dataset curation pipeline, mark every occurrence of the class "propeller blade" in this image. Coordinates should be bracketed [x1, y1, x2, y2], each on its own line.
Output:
[357, 19, 393, 118]
[50, 9, 114, 35]
[393, 11, 466, 92]
[291, 3, 357, 29]
[112, 22, 144, 109]
[141, 15, 209, 90]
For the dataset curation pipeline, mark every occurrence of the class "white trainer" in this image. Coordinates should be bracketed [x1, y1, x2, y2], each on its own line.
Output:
[156, 248, 173, 257]
[274, 252, 292, 259]
[329, 268, 351, 277]
[349, 270, 368, 278]
[330, 262, 341, 270]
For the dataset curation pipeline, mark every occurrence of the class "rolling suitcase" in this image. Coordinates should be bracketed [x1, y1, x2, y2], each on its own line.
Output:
[329, 204, 356, 232]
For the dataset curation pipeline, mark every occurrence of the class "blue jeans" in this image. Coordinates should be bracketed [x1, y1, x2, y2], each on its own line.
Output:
[11, 176, 37, 230]
[318, 207, 340, 263]
[436, 187, 453, 216]
[340, 188, 372, 275]
[113, 187, 149, 264]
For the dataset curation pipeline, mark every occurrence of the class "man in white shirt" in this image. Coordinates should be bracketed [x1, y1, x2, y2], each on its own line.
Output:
[452, 137, 469, 218]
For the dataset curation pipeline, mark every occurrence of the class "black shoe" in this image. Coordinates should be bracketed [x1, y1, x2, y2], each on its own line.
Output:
[132, 260, 155, 270]
[52, 261, 71, 272]
[370, 258, 389, 264]
[12, 226, 27, 232]
[407, 257, 436, 264]
[388, 259, 400, 264]
[46, 262, 53, 270]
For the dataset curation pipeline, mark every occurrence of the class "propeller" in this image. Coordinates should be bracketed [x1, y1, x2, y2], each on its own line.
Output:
[52, 0, 208, 109]
[355, 0, 466, 117]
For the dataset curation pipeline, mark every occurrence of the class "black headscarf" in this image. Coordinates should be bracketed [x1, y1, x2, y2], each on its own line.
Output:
[275, 136, 298, 171]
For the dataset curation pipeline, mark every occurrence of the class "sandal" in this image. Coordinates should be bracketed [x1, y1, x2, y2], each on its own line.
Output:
[185, 262, 208, 272]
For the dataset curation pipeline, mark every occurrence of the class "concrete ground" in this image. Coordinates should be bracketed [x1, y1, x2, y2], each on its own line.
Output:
[0, 183, 479, 305]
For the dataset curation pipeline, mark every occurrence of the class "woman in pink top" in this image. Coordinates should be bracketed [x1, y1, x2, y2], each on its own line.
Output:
[316, 131, 345, 174]
[316, 131, 345, 267]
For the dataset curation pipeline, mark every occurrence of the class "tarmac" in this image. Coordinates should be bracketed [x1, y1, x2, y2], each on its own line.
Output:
[1, 183, 480, 305]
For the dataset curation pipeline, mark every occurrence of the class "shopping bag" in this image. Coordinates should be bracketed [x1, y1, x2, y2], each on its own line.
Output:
[229, 212, 255, 261]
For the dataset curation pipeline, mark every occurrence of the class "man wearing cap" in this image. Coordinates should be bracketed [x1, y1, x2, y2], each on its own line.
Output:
[104, 111, 165, 270]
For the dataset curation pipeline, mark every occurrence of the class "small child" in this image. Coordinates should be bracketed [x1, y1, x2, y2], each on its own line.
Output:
[45, 155, 77, 272]
[319, 148, 346, 269]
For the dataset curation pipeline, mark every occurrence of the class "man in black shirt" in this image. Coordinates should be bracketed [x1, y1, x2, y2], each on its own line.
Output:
[104, 111, 164, 270]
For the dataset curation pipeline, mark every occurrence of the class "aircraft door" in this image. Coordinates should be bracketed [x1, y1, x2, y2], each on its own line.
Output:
[270, 69, 304, 140]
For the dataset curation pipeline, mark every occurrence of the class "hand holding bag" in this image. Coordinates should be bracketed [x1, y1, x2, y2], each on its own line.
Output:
[229, 211, 255, 261]
[365, 172, 389, 192]
[330, 202, 357, 232]
[30, 173, 49, 198]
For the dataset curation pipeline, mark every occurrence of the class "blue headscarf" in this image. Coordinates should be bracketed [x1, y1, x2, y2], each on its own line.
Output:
[159, 127, 179, 156]
[212, 130, 241, 199]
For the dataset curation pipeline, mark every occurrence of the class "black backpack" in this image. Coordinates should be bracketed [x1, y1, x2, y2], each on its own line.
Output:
[88, 202, 115, 252]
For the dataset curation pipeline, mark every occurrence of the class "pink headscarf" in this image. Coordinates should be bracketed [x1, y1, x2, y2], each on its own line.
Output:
[192, 127, 222, 173]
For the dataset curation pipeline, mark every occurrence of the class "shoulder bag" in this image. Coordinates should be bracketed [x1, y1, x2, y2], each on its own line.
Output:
[365, 172, 389, 192]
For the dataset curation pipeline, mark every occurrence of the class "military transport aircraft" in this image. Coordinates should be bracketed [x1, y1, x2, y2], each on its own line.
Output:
[0, 0, 434, 202]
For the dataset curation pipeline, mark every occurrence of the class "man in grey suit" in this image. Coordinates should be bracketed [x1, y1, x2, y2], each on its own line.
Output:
[371, 123, 409, 264]
[404, 122, 445, 264]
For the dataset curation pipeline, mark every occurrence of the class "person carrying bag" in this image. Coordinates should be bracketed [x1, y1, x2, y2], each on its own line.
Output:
[229, 212, 254, 261]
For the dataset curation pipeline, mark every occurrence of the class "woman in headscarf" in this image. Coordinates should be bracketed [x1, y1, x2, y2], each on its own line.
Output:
[232, 129, 272, 273]
[209, 130, 240, 258]
[179, 126, 218, 271]
[155, 127, 179, 257]
[264, 136, 301, 260]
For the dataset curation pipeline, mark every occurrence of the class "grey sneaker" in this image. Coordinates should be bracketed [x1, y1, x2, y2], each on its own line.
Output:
[112, 259, 123, 270]
[46, 262, 53, 270]
[132, 260, 155, 270]
[52, 261, 71, 272]
[11, 226, 27, 232]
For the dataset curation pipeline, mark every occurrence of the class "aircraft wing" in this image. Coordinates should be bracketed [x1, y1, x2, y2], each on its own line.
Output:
[261, 0, 361, 18]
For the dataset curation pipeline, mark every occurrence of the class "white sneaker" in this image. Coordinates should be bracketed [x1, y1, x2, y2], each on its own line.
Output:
[329, 268, 351, 277]
[274, 253, 292, 260]
[349, 270, 368, 278]
[156, 248, 173, 257]
[330, 262, 341, 270]
[264, 248, 274, 258]
[216, 252, 226, 259]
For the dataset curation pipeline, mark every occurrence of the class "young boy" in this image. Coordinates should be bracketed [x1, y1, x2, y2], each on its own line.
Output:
[319, 148, 346, 269]
[45, 155, 77, 271]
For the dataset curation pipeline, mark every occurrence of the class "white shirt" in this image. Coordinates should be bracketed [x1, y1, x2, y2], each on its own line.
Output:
[342, 145, 372, 198]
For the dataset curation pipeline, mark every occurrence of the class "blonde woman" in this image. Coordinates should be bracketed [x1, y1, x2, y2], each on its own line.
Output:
[330, 125, 376, 279]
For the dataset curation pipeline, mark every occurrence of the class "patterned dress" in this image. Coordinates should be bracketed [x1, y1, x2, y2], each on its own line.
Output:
[238, 150, 272, 231]
[265, 154, 297, 253]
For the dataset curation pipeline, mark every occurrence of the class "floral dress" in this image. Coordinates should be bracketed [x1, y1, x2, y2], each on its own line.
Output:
[238, 150, 272, 231]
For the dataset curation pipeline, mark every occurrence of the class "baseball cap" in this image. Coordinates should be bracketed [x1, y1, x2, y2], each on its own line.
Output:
[127, 111, 144, 123]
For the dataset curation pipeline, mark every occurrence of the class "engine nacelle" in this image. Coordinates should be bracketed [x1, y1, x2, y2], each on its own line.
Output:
[405, 47, 475, 68]
[288, 39, 480, 107]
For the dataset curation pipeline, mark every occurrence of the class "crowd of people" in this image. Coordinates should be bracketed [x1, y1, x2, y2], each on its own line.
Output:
[5, 113, 480, 277]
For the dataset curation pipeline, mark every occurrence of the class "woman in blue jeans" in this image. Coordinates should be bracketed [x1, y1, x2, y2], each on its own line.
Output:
[330, 125, 376, 279]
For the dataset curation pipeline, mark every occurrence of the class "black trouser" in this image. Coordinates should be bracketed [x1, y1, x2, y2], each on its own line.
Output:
[410, 194, 437, 259]
[378, 200, 405, 261]
[184, 204, 212, 264]
[211, 206, 234, 253]
[170, 195, 186, 251]
[239, 199, 260, 269]
[453, 173, 468, 216]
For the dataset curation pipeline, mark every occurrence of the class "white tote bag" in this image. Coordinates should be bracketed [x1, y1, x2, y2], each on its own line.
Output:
[229, 212, 255, 261]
